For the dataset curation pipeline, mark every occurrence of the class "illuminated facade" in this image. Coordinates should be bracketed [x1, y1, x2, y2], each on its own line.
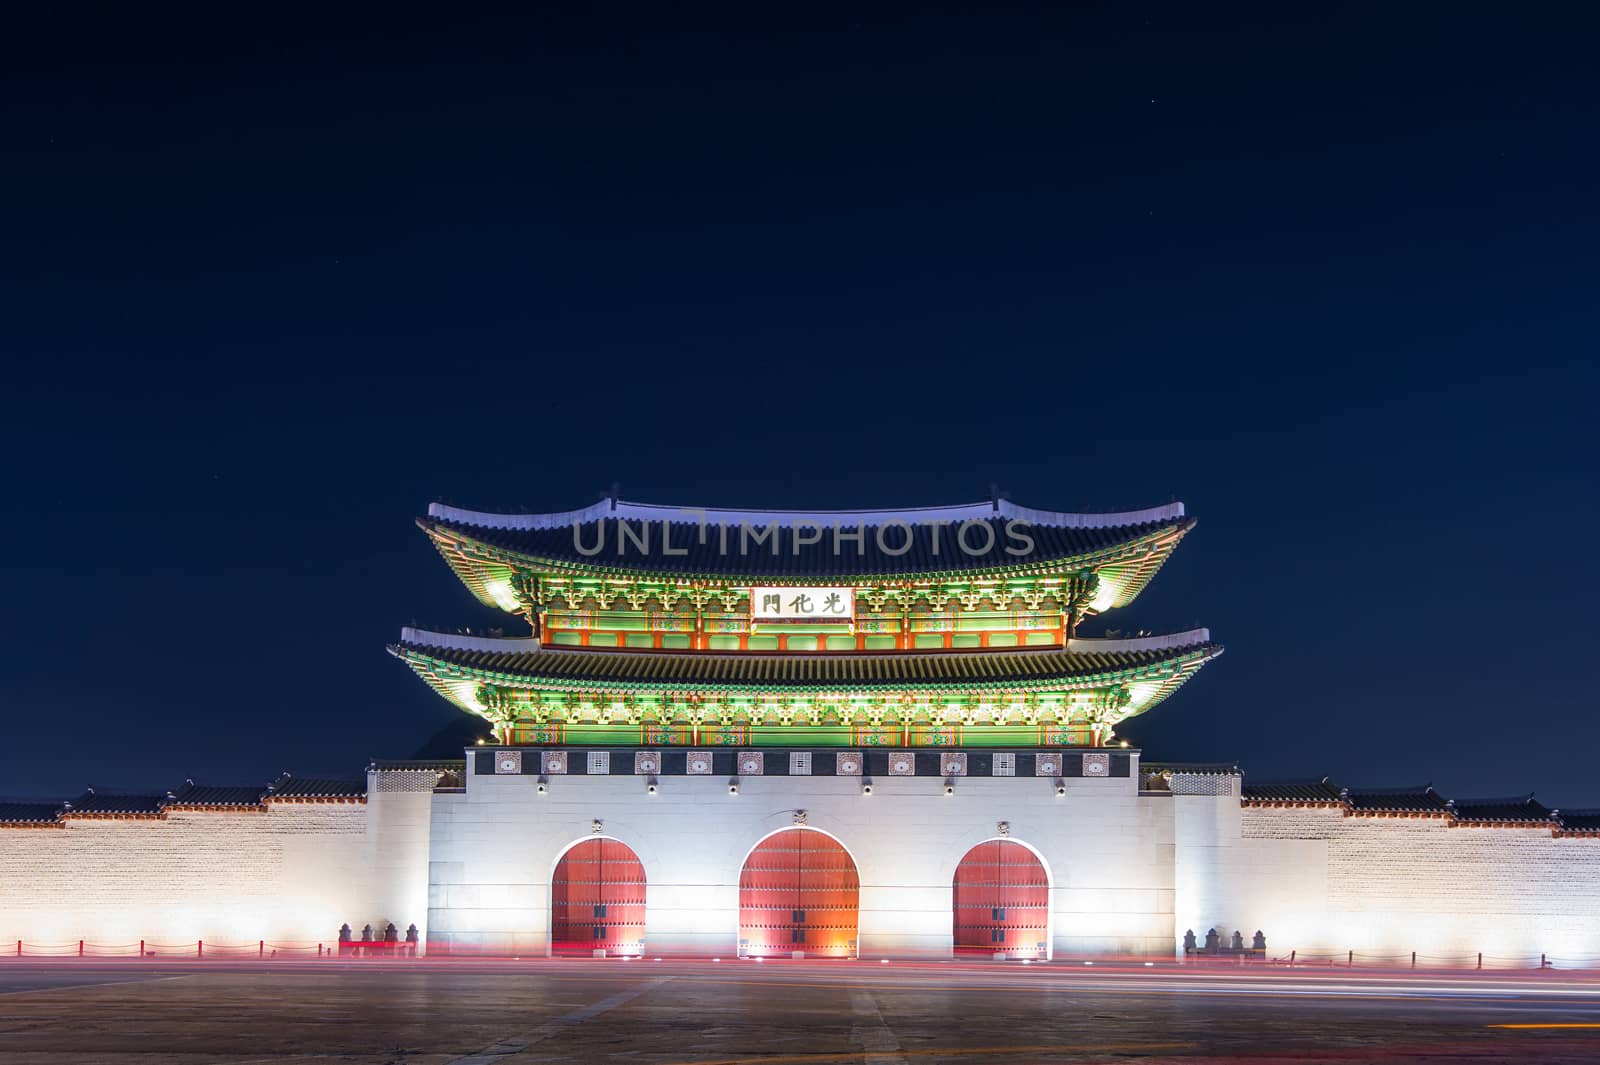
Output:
[3, 497, 1598, 963]
[395, 498, 1215, 749]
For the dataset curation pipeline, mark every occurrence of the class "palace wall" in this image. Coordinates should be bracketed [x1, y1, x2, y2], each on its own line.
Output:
[0, 807, 373, 950]
[7, 765, 1596, 962]
[1175, 801, 1600, 962]
[425, 763, 1176, 958]
[0, 776, 435, 952]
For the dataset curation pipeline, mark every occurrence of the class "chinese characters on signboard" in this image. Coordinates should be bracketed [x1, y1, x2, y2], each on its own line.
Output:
[749, 586, 854, 621]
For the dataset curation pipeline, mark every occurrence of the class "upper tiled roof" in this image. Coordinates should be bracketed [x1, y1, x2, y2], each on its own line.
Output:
[423, 498, 1191, 583]
[1449, 795, 1554, 824]
[428, 515, 1186, 580]
[431, 498, 1187, 533]
[392, 630, 1220, 692]
[0, 800, 65, 825]
[1242, 777, 1344, 804]
[1339, 785, 1451, 815]
[60, 789, 170, 817]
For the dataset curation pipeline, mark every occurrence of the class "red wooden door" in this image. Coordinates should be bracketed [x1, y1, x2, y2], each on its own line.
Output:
[952, 839, 1049, 958]
[552, 838, 647, 956]
[739, 829, 859, 958]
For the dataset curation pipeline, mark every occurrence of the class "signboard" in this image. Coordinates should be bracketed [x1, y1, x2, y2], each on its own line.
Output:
[750, 586, 854, 622]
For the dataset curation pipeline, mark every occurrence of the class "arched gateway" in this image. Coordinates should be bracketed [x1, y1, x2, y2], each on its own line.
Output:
[739, 829, 859, 958]
[952, 838, 1050, 958]
[551, 837, 647, 956]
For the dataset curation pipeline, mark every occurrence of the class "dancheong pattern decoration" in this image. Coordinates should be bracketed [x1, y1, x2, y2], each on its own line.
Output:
[391, 497, 1221, 747]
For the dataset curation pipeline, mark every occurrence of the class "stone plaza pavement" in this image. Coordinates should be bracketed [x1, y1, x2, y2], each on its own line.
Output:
[1, 958, 1599, 1064]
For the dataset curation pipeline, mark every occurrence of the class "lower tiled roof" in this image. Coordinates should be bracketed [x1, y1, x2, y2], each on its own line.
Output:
[0, 801, 66, 825]
[1341, 785, 1450, 815]
[1241, 777, 1343, 805]
[268, 776, 366, 801]
[168, 781, 270, 808]
[61, 790, 172, 817]
[392, 635, 1221, 690]
[1554, 809, 1600, 835]
[1449, 795, 1554, 825]
[1, 773, 368, 827]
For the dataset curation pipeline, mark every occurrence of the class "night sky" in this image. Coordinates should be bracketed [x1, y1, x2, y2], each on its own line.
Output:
[6, 7, 1597, 804]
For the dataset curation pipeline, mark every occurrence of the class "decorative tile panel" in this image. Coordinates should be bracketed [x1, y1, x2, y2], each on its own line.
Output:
[493, 750, 522, 775]
[587, 751, 611, 775]
[1082, 753, 1110, 777]
[1035, 753, 1062, 777]
[993, 752, 1016, 777]
[737, 751, 765, 776]
[887, 752, 916, 776]
[685, 751, 714, 775]
[541, 751, 568, 775]
[940, 752, 968, 777]
[835, 751, 863, 776]
[789, 752, 812, 775]
[634, 751, 662, 776]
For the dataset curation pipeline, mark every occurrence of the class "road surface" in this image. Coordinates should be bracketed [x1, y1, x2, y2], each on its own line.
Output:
[1, 958, 1597, 1063]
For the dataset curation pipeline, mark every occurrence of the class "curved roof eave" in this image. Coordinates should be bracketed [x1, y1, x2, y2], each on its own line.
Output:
[389, 629, 1221, 707]
[420, 515, 1194, 594]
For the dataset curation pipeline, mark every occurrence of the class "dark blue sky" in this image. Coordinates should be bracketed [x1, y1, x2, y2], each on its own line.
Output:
[5, 6, 1597, 802]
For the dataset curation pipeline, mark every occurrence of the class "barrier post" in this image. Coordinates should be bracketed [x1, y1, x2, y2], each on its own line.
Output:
[1477, 952, 1482, 970]
[1289, 949, 1296, 964]
[198, 940, 204, 959]
[1347, 949, 1353, 967]
[78, 940, 84, 958]
[317, 943, 322, 958]
[140, 940, 145, 958]
[1411, 951, 1416, 968]
[15, 941, 20, 957]
[259, 940, 264, 959]
[1541, 953, 1548, 969]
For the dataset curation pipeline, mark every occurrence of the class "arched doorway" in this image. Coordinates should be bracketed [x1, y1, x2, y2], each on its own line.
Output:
[551, 837, 647, 956]
[739, 828, 859, 958]
[952, 838, 1050, 958]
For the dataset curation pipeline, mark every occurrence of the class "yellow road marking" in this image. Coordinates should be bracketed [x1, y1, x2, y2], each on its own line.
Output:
[661, 1043, 1193, 1065]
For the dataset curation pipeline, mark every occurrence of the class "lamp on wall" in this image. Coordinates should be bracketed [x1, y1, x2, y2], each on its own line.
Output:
[536, 775, 548, 795]
[646, 777, 658, 796]
[728, 778, 740, 796]
[944, 779, 955, 796]
[1055, 778, 1067, 797]
[862, 778, 874, 796]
